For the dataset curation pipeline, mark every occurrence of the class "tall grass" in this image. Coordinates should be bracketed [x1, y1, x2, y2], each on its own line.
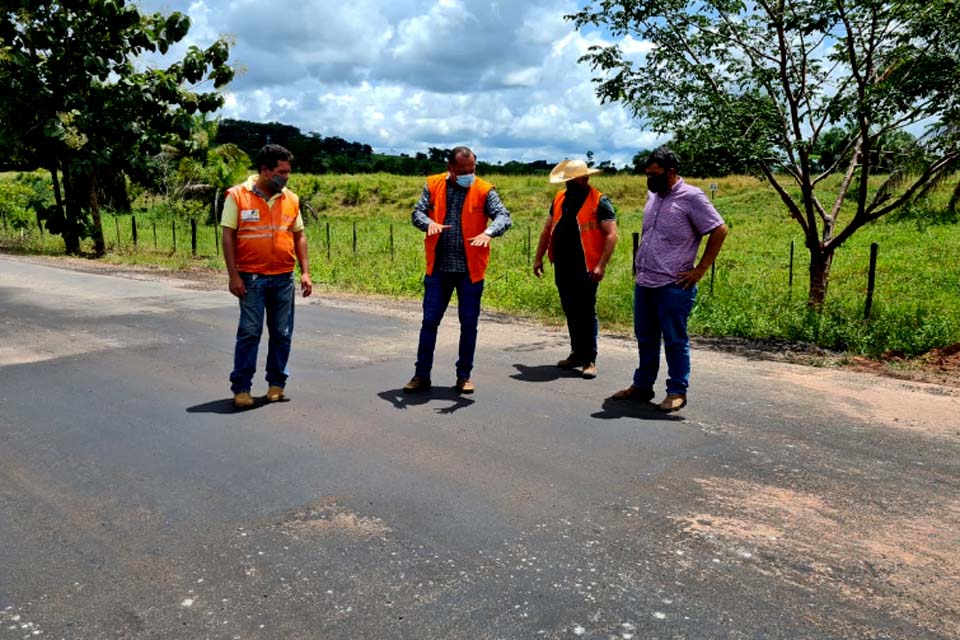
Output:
[2, 171, 958, 357]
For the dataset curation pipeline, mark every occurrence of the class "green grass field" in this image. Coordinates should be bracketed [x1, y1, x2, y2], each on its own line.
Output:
[2, 171, 958, 357]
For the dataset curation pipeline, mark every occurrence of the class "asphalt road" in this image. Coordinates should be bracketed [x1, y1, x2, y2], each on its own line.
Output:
[1, 255, 958, 640]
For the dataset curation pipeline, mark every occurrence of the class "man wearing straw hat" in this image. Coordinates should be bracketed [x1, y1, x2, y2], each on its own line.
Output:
[533, 159, 619, 379]
[403, 146, 512, 395]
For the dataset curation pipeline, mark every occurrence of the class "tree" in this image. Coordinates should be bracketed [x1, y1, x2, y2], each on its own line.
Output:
[597, 159, 618, 175]
[427, 147, 450, 163]
[569, 0, 960, 307]
[214, 120, 377, 174]
[152, 117, 251, 224]
[631, 149, 654, 174]
[668, 122, 771, 178]
[0, 0, 233, 255]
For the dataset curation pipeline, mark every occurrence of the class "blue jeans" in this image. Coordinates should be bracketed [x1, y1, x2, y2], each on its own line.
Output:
[632, 283, 697, 395]
[230, 272, 296, 394]
[415, 272, 484, 380]
[555, 268, 599, 362]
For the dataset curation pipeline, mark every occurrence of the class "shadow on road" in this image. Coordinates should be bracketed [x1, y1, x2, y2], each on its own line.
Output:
[377, 387, 475, 414]
[186, 397, 277, 414]
[510, 363, 582, 382]
[591, 397, 685, 422]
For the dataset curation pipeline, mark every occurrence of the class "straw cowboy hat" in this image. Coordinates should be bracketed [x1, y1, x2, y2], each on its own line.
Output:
[549, 159, 602, 184]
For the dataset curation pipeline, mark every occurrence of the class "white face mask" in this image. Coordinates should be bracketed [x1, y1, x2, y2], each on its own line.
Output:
[455, 173, 475, 188]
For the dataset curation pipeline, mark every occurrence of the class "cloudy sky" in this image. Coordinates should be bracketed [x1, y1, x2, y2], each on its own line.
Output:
[136, 0, 663, 167]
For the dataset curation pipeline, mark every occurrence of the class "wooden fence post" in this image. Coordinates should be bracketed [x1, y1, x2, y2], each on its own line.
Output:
[788, 239, 794, 301]
[865, 243, 879, 320]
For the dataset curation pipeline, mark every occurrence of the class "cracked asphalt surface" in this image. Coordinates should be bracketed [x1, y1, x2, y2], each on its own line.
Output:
[1, 254, 958, 639]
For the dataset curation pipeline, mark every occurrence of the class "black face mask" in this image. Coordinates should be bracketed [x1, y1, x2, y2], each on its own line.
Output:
[647, 173, 669, 194]
[566, 180, 588, 195]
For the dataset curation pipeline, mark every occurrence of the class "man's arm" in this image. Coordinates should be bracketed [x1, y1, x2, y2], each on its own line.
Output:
[412, 185, 450, 236]
[293, 229, 312, 298]
[222, 227, 246, 299]
[221, 192, 246, 298]
[590, 219, 619, 282]
[677, 223, 728, 289]
[532, 212, 554, 278]
[471, 188, 512, 247]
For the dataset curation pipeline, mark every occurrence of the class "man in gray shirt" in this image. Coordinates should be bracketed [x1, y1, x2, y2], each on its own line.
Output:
[612, 147, 728, 411]
[404, 146, 512, 394]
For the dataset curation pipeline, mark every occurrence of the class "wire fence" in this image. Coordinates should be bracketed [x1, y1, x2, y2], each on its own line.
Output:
[1, 213, 886, 321]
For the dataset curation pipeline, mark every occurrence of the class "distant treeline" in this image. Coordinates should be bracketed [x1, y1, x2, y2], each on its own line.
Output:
[214, 119, 622, 176]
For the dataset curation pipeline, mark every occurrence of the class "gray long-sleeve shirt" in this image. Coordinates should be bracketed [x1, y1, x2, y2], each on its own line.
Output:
[411, 177, 512, 273]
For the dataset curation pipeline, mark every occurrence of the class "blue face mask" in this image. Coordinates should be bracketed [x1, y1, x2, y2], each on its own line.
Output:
[269, 174, 289, 191]
[455, 173, 475, 188]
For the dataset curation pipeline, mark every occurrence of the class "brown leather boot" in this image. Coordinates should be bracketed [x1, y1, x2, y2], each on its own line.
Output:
[233, 391, 254, 408]
[657, 393, 687, 412]
[403, 376, 432, 393]
[557, 354, 585, 369]
[609, 386, 654, 402]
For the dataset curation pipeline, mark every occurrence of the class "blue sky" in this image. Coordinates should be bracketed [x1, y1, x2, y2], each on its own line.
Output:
[136, 0, 663, 167]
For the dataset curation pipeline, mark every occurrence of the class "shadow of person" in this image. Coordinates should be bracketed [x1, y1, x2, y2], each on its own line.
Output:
[510, 363, 583, 383]
[186, 396, 275, 414]
[591, 397, 685, 422]
[377, 387, 475, 414]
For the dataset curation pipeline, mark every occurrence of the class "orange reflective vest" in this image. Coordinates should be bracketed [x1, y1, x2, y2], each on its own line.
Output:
[424, 173, 494, 283]
[226, 183, 300, 275]
[548, 186, 605, 271]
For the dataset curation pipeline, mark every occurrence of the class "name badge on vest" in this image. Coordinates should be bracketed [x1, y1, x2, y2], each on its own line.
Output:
[240, 209, 260, 222]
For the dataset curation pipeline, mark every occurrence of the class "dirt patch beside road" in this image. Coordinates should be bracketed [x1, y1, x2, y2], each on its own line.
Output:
[679, 478, 960, 638]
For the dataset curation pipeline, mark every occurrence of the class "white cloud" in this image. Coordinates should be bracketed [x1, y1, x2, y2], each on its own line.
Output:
[621, 34, 656, 56]
[129, 0, 665, 168]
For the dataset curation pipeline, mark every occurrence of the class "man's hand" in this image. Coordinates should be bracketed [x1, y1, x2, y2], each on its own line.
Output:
[676, 266, 707, 289]
[589, 265, 606, 282]
[228, 274, 246, 299]
[427, 222, 451, 236]
[533, 258, 545, 278]
[300, 273, 313, 298]
[468, 233, 492, 247]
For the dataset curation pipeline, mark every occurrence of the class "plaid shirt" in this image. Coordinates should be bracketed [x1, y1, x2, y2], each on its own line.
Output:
[411, 177, 512, 273]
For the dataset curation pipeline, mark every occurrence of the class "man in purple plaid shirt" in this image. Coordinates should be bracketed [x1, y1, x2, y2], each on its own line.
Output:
[611, 147, 728, 412]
